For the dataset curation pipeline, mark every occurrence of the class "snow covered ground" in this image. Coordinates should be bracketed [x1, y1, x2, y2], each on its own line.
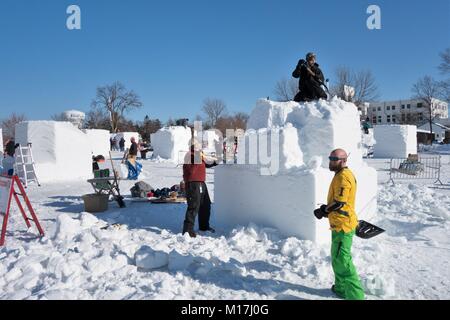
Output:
[0, 151, 449, 300]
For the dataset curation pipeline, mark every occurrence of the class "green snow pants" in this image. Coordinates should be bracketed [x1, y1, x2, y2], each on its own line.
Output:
[331, 230, 365, 300]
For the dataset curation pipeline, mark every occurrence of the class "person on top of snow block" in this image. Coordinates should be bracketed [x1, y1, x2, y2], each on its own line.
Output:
[292, 52, 328, 102]
[182, 138, 219, 238]
[313, 149, 365, 300]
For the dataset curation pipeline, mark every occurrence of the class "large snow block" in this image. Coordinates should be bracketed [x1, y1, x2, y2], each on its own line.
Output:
[83, 129, 110, 157]
[247, 98, 365, 168]
[240, 124, 304, 173]
[151, 126, 192, 163]
[15, 121, 92, 183]
[373, 125, 417, 158]
[114, 132, 140, 150]
[214, 164, 377, 244]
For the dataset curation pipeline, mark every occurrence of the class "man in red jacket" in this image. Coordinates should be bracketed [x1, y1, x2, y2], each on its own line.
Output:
[182, 139, 219, 238]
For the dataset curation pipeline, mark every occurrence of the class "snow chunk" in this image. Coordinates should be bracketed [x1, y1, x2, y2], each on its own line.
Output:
[135, 246, 169, 270]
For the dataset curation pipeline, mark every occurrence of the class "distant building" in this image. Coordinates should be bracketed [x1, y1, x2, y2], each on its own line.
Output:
[417, 121, 450, 143]
[366, 98, 448, 125]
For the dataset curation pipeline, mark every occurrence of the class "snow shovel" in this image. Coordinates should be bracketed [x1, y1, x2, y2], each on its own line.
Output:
[356, 220, 385, 239]
[109, 151, 126, 208]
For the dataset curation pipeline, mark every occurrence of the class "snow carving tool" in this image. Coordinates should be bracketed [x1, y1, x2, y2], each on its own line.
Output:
[109, 151, 126, 208]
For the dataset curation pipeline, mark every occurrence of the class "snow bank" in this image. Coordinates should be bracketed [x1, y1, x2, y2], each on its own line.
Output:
[15, 121, 92, 183]
[83, 129, 110, 157]
[114, 132, 140, 150]
[215, 98, 377, 244]
[373, 125, 417, 158]
[151, 126, 192, 163]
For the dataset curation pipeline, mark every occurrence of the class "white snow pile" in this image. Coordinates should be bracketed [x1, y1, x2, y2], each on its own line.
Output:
[83, 129, 110, 157]
[373, 125, 417, 158]
[15, 121, 92, 183]
[215, 98, 378, 244]
[0, 155, 448, 300]
[0, 211, 389, 300]
[151, 126, 192, 164]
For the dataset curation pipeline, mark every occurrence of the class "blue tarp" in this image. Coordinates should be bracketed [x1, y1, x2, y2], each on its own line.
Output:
[126, 160, 142, 180]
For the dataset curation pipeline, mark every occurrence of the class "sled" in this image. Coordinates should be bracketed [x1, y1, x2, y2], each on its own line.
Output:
[356, 220, 385, 239]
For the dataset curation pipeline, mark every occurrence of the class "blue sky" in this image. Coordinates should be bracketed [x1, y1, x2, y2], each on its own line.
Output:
[0, 0, 449, 123]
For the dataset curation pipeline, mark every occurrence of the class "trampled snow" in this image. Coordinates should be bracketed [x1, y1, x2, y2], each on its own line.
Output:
[0, 153, 449, 299]
[373, 125, 417, 158]
[15, 121, 92, 183]
[151, 126, 192, 164]
[215, 98, 377, 243]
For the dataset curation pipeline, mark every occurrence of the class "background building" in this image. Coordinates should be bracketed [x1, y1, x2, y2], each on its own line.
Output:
[366, 98, 448, 125]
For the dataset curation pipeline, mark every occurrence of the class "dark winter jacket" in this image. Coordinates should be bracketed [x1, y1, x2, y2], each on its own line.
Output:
[183, 151, 218, 183]
[5, 140, 19, 157]
[292, 60, 327, 101]
[129, 142, 138, 156]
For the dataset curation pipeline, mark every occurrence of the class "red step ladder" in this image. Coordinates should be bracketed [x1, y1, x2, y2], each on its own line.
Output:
[0, 175, 44, 246]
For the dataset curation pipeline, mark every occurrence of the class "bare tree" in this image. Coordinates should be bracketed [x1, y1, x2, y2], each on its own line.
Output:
[202, 98, 227, 127]
[214, 112, 249, 136]
[438, 48, 450, 74]
[1, 113, 27, 141]
[412, 76, 442, 144]
[330, 67, 380, 106]
[91, 82, 143, 133]
[438, 48, 450, 103]
[84, 108, 111, 130]
[273, 77, 298, 102]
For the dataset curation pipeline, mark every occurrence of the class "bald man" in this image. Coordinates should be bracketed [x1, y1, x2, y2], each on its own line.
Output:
[314, 149, 365, 300]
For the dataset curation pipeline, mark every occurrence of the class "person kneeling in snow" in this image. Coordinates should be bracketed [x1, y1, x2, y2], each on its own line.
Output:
[292, 52, 328, 102]
[182, 139, 219, 238]
[313, 149, 365, 300]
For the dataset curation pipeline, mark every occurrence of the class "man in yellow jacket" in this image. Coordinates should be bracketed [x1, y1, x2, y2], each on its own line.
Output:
[314, 148, 365, 300]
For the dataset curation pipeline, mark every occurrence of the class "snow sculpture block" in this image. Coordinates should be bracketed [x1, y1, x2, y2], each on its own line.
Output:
[151, 126, 192, 163]
[15, 121, 92, 183]
[83, 129, 110, 157]
[215, 98, 378, 244]
[373, 125, 417, 158]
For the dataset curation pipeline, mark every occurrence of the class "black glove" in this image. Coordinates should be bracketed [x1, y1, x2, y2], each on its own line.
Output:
[313, 205, 328, 220]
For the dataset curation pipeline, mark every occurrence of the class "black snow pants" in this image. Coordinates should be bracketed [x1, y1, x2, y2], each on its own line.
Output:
[183, 181, 211, 233]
